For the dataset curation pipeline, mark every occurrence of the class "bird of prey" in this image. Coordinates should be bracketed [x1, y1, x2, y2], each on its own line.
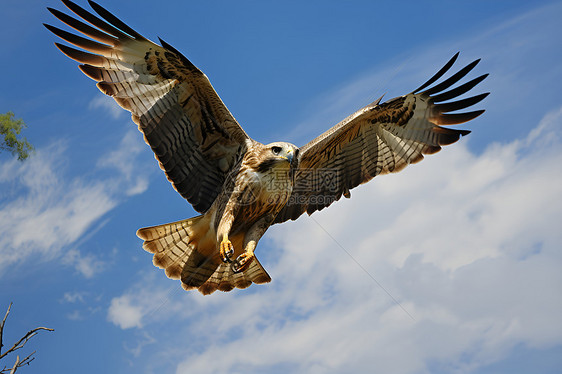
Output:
[46, 0, 488, 295]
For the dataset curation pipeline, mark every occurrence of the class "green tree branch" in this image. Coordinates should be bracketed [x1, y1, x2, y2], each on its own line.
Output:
[0, 112, 34, 161]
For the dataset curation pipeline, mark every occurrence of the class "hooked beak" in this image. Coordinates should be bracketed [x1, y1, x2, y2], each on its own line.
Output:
[284, 148, 294, 164]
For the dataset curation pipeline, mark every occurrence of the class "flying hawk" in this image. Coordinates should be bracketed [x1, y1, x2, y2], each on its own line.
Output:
[46, 0, 488, 295]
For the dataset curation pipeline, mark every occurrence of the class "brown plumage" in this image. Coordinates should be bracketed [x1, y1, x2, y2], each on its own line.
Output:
[46, 0, 488, 294]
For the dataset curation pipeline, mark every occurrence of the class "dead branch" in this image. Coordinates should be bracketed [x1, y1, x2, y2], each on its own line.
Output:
[8, 355, 19, 374]
[0, 303, 53, 373]
[0, 303, 11, 356]
[0, 327, 54, 361]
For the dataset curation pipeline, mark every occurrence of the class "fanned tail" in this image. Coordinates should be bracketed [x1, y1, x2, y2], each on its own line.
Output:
[137, 216, 271, 295]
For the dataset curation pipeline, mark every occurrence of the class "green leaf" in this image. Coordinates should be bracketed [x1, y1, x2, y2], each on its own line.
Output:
[0, 112, 34, 161]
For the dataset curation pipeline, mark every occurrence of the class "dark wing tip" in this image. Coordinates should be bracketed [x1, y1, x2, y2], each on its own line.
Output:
[79, 64, 103, 81]
[46, 7, 71, 22]
[434, 127, 472, 146]
[61, 0, 77, 6]
[60, 0, 77, 9]
[61, 0, 89, 17]
[44, 23, 112, 54]
[422, 58, 481, 96]
[54, 42, 105, 66]
[97, 81, 117, 96]
[434, 92, 490, 113]
[60, 0, 135, 41]
[43, 22, 66, 36]
[412, 52, 460, 94]
[88, 0, 146, 41]
[158, 37, 199, 72]
[431, 74, 488, 103]
[441, 110, 486, 125]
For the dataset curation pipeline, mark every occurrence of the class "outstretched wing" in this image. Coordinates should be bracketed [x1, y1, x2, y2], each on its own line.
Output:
[275, 53, 488, 223]
[45, 0, 250, 213]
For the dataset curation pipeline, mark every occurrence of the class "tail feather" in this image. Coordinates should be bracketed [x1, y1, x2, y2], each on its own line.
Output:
[137, 216, 271, 295]
[194, 257, 272, 295]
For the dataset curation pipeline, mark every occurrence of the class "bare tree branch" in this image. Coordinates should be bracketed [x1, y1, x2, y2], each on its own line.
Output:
[0, 327, 54, 361]
[15, 353, 34, 368]
[8, 355, 18, 374]
[0, 303, 12, 357]
[0, 304, 53, 373]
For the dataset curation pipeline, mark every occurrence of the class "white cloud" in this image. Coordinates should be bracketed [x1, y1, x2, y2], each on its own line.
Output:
[124, 332, 156, 358]
[60, 291, 103, 321]
[0, 129, 152, 277]
[108, 295, 145, 329]
[66, 310, 83, 321]
[62, 291, 86, 304]
[89, 95, 124, 120]
[63, 249, 106, 278]
[107, 274, 187, 331]
[97, 129, 152, 197]
[0, 144, 117, 270]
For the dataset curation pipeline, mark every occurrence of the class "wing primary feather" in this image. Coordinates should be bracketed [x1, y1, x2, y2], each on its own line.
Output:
[47, 7, 118, 45]
[422, 59, 481, 96]
[432, 128, 470, 146]
[54, 42, 105, 65]
[88, 0, 147, 41]
[78, 64, 103, 81]
[97, 81, 117, 96]
[436, 110, 485, 125]
[44, 24, 113, 54]
[434, 92, 490, 113]
[431, 74, 489, 103]
[61, 0, 134, 41]
[412, 52, 459, 93]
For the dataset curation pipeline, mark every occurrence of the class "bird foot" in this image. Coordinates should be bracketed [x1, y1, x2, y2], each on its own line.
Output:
[232, 251, 255, 273]
[220, 239, 234, 263]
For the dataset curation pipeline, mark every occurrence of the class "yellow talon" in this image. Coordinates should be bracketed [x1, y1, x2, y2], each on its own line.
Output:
[220, 237, 234, 263]
[233, 251, 255, 273]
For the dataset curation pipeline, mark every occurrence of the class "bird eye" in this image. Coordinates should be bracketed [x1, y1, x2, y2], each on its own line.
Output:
[272, 146, 282, 155]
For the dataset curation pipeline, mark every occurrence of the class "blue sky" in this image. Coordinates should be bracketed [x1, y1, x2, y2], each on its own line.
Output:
[1, 1, 561, 373]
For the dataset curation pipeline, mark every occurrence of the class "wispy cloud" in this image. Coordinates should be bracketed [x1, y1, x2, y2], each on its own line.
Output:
[124, 332, 156, 358]
[62, 291, 87, 304]
[97, 129, 150, 197]
[107, 273, 186, 330]
[60, 291, 103, 321]
[89, 95, 124, 120]
[0, 143, 117, 270]
[0, 129, 152, 277]
[63, 249, 107, 278]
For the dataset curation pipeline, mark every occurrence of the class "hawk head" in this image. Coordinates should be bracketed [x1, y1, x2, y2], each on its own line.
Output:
[256, 142, 299, 174]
